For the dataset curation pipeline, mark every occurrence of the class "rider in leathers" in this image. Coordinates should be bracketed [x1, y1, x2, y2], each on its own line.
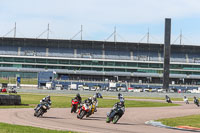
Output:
[34, 95, 51, 111]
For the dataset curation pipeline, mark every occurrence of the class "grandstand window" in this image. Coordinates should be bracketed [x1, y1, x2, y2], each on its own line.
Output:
[138, 63, 148, 68]
[70, 60, 81, 65]
[81, 67, 91, 71]
[14, 58, 24, 62]
[59, 60, 69, 64]
[2, 64, 12, 67]
[104, 62, 115, 66]
[3, 57, 14, 62]
[115, 62, 126, 67]
[149, 63, 160, 68]
[104, 68, 114, 71]
[127, 62, 137, 67]
[47, 59, 58, 64]
[170, 64, 182, 69]
[81, 60, 91, 65]
[137, 69, 157, 73]
[92, 68, 103, 71]
[92, 61, 103, 66]
[22, 65, 34, 68]
[115, 68, 125, 72]
[36, 59, 46, 63]
[24, 58, 35, 63]
[13, 64, 22, 68]
[36, 65, 46, 68]
[126, 69, 137, 72]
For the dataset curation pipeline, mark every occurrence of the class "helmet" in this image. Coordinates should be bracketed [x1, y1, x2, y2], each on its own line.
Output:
[120, 100, 124, 106]
[76, 93, 80, 97]
[46, 95, 50, 100]
[120, 97, 124, 102]
[118, 93, 121, 97]
[93, 94, 97, 99]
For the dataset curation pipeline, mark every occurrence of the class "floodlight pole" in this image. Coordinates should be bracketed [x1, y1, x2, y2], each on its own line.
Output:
[14, 22, 16, 38]
[180, 29, 182, 45]
[163, 18, 171, 92]
[147, 28, 149, 43]
[81, 25, 83, 40]
[114, 26, 116, 43]
[47, 23, 50, 39]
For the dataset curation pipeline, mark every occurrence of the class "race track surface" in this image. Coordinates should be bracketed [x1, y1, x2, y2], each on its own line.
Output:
[0, 101, 199, 133]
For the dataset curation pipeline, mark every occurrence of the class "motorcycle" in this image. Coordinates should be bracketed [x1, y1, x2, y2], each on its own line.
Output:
[34, 102, 50, 117]
[194, 99, 199, 107]
[183, 98, 189, 104]
[86, 104, 96, 117]
[71, 99, 79, 113]
[106, 104, 125, 124]
[166, 98, 172, 103]
[77, 103, 90, 119]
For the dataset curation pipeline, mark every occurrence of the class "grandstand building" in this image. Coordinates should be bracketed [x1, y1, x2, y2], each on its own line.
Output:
[0, 37, 200, 86]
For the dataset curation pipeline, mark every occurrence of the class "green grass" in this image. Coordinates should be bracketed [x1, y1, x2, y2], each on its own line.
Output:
[158, 115, 200, 128]
[0, 122, 75, 133]
[0, 78, 37, 85]
[0, 93, 179, 108]
[124, 96, 196, 102]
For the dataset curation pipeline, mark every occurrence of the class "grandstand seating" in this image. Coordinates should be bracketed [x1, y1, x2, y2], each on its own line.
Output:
[188, 53, 200, 63]
[0, 44, 198, 63]
[0, 46, 18, 55]
[171, 53, 187, 63]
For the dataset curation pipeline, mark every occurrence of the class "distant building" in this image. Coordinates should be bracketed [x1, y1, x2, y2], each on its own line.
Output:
[0, 37, 200, 86]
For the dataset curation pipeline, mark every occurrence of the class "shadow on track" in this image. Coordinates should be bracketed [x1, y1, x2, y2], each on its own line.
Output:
[81, 116, 106, 121]
[41, 116, 65, 119]
[116, 122, 139, 126]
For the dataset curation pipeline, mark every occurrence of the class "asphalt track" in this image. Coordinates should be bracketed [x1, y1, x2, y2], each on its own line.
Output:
[0, 101, 199, 133]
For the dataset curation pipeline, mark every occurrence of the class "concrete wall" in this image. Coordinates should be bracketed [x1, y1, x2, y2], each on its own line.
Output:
[0, 94, 21, 105]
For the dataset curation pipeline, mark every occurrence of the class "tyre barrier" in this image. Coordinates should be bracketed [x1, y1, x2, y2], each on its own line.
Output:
[0, 94, 21, 105]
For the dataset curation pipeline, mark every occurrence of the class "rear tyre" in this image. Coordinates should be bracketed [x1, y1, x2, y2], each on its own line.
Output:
[106, 117, 111, 123]
[112, 115, 120, 124]
[71, 106, 75, 113]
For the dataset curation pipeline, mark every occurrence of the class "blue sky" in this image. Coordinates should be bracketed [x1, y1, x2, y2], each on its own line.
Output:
[1, 0, 200, 45]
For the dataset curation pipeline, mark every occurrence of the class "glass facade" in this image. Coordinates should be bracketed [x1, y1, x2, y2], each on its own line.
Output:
[0, 56, 200, 76]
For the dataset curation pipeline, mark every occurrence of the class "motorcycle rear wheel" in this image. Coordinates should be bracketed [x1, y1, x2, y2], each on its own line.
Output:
[106, 117, 111, 123]
[71, 106, 75, 113]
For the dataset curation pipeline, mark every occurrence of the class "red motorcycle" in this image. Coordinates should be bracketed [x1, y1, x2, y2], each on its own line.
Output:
[71, 99, 79, 113]
[77, 103, 90, 119]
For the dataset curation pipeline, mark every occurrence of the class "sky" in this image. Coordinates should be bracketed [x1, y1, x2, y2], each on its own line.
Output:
[1, 0, 200, 45]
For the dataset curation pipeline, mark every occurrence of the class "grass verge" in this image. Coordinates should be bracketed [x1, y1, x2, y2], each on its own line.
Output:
[157, 115, 200, 128]
[0, 122, 75, 133]
[0, 93, 179, 108]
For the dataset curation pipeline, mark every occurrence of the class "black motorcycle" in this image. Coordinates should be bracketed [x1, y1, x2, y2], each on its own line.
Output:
[106, 103, 125, 124]
[34, 102, 51, 117]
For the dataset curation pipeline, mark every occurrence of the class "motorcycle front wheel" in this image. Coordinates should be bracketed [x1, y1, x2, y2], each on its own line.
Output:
[79, 110, 86, 119]
[112, 115, 120, 124]
[36, 109, 43, 117]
